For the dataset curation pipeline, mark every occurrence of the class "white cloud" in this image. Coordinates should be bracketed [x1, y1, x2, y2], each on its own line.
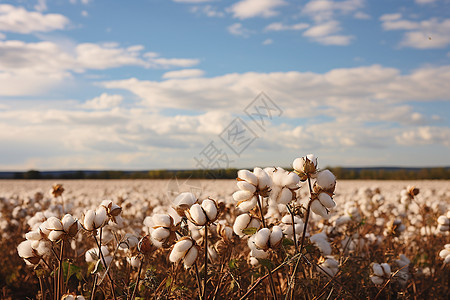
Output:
[380, 15, 450, 49]
[354, 11, 370, 20]
[302, 0, 364, 22]
[162, 69, 205, 79]
[173, 0, 212, 3]
[303, 20, 340, 37]
[262, 38, 273, 45]
[0, 4, 69, 34]
[81, 10, 88, 17]
[228, 23, 252, 37]
[264, 22, 309, 31]
[82, 93, 123, 110]
[190, 5, 225, 17]
[415, 0, 437, 4]
[34, 0, 48, 12]
[229, 0, 287, 19]
[0, 40, 200, 95]
[396, 126, 450, 146]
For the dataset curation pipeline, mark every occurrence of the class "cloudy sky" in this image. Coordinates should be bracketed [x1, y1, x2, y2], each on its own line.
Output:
[0, 0, 449, 171]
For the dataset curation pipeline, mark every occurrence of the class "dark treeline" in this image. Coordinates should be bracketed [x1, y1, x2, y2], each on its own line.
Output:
[2, 167, 450, 180]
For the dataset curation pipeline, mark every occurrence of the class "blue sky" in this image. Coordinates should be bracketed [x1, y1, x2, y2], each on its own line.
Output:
[0, 0, 449, 171]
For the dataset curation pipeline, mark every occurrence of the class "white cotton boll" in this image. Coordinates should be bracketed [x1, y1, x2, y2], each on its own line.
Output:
[35, 240, 52, 256]
[439, 249, 450, 259]
[62, 295, 75, 300]
[254, 167, 271, 189]
[318, 193, 336, 209]
[46, 217, 63, 231]
[129, 256, 141, 268]
[371, 275, 384, 285]
[334, 215, 351, 226]
[237, 196, 257, 212]
[254, 228, 270, 249]
[381, 263, 391, 275]
[188, 204, 207, 226]
[17, 240, 34, 259]
[271, 168, 286, 186]
[62, 214, 76, 232]
[311, 200, 328, 219]
[174, 192, 197, 208]
[237, 169, 258, 186]
[114, 214, 124, 228]
[233, 214, 250, 236]
[319, 266, 334, 277]
[183, 246, 198, 268]
[201, 199, 218, 221]
[315, 239, 332, 255]
[248, 217, 261, 230]
[324, 257, 339, 269]
[153, 214, 172, 227]
[169, 247, 184, 263]
[292, 157, 304, 173]
[316, 170, 336, 190]
[173, 239, 193, 254]
[237, 181, 256, 193]
[437, 215, 449, 225]
[152, 227, 170, 242]
[48, 230, 64, 242]
[277, 188, 292, 204]
[94, 207, 107, 228]
[373, 263, 384, 277]
[306, 154, 317, 166]
[25, 231, 41, 241]
[444, 255, 450, 264]
[233, 190, 253, 202]
[248, 238, 269, 259]
[249, 256, 260, 266]
[270, 226, 283, 248]
[283, 172, 300, 189]
[83, 210, 95, 231]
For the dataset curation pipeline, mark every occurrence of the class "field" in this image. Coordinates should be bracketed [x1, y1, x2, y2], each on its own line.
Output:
[1, 177, 449, 299]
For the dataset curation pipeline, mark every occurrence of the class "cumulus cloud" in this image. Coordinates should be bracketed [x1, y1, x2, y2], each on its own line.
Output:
[380, 14, 450, 49]
[302, 0, 364, 23]
[0, 4, 69, 34]
[82, 93, 123, 110]
[228, 23, 252, 37]
[0, 40, 199, 95]
[162, 69, 205, 79]
[190, 5, 225, 17]
[229, 0, 287, 19]
[262, 38, 273, 45]
[396, 126, 450, 146]
[264, 22, 309, 31]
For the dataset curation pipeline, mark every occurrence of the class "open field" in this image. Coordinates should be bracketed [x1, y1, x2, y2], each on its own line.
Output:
[1, 178, 449, 299]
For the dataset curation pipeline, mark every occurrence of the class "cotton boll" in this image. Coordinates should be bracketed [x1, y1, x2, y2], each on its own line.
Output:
[48, 230, 64, 242]
[83, 210, 96, 231]
[233, 214, 251, 236]
[237, 181, 256, 193]
[254, 167, 271, 190]
[151, 227, 170, 242]
[187, 204, 207, 226]
[315, 170, 336, 191]
[254, 228, 270, 250]
[201, 199, 218, 221]
[269, 226, 283, 248]
[94, 207, 107, 228]
[277, 188, 293, 204]
[318, 193, 336, 209]
[153, 214, 172, 227]
[238, 169, 258, 186]
[233, 190, 253, 202]
[129, 256, 141, 268]
[381, 263, 391, 275]
[46, 217, 63, 231]
[237, 196, 257, 212]
[311, 200, 329, 219]
[283, 172, 300, 189]
[183, 246, 198, 268]
[173, 238, 193, 254]
[371, 275, 384, 285]
[174, 192, 197, 208]
[373, 263, 384, 277]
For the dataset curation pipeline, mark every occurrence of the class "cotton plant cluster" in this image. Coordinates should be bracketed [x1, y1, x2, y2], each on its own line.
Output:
[1, 166, 449, 299]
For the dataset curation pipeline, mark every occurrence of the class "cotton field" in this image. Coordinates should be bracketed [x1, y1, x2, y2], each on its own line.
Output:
[1, 157, 449, 299]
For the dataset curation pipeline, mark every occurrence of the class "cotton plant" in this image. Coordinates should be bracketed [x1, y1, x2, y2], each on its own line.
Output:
[437, 211, 450, 232]
[439, 244, 450, 265]
[370, 262, 391, 285]
[317, 256, 339, 277]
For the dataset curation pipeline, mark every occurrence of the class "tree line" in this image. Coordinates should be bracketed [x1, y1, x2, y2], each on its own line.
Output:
[6, 167, 450, 180]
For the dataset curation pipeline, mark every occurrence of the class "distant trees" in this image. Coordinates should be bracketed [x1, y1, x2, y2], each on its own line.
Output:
[4, 167, 450, 180]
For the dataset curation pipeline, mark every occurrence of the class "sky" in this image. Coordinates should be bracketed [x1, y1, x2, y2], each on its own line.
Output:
[0, 0, 449, 171]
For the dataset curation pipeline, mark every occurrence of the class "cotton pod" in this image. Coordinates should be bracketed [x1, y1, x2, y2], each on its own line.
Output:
[237, 196, 257, 212]
[128, 256, 141, 268]
[119, 234, 139, 250]
[310, 232, 332, 255]
[237, 181, 256, 193]
[311, 200, 330, 219]
[85, 246, 109, 263]
[318, 193, 336, 209]
[254, 228, 271, 250]
[269, 226, 283, 248]
[283, 172, 301, 189]
[248, 236, 269, 259]
[233, 214, 260, 237]
[83, 210, 96, 231]
[94, 207, 108, 228]
[280, 214, 305, 240]
[372, 263, 384, 277]
[233, 190, 254, 203]
[169, 237, 198, 268]
[314, 170, 336, 193]
[275, 188, 294, 205]
[17, 240, 40, 265]
[201, 199, 218, 222]
[253, 167, 271, 191]
[437, 215, 450, 232]
[237, 169, 258, 186]
[318, 256, 339, 277]
[173, 192, 197, 216]
[186, 203, 207, 226]
[61, 214, 79, 238]
[292, 154, 318, 179]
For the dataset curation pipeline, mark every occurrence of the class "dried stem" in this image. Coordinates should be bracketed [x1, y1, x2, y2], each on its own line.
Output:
[194, 261, 203, 300]
[130, 256, 144, 300]
[57, 240, 64, 300]
[93, 232, 117, 300]
[256, 193, 278, 300]
[286, 204, 298, 254]
[203, 224, 208, 300]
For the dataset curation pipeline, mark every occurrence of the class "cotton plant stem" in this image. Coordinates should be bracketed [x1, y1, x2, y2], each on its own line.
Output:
[57, 240, 64, 300]
[256, 193, 278, 300]
[203, 224, 208, 300]
[286, 176, 314, 299]
[130, 256, 144, 300]
[93, 233, 117, 300]
[286, 204, 298, 254]
[194, 261, 203, 300]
